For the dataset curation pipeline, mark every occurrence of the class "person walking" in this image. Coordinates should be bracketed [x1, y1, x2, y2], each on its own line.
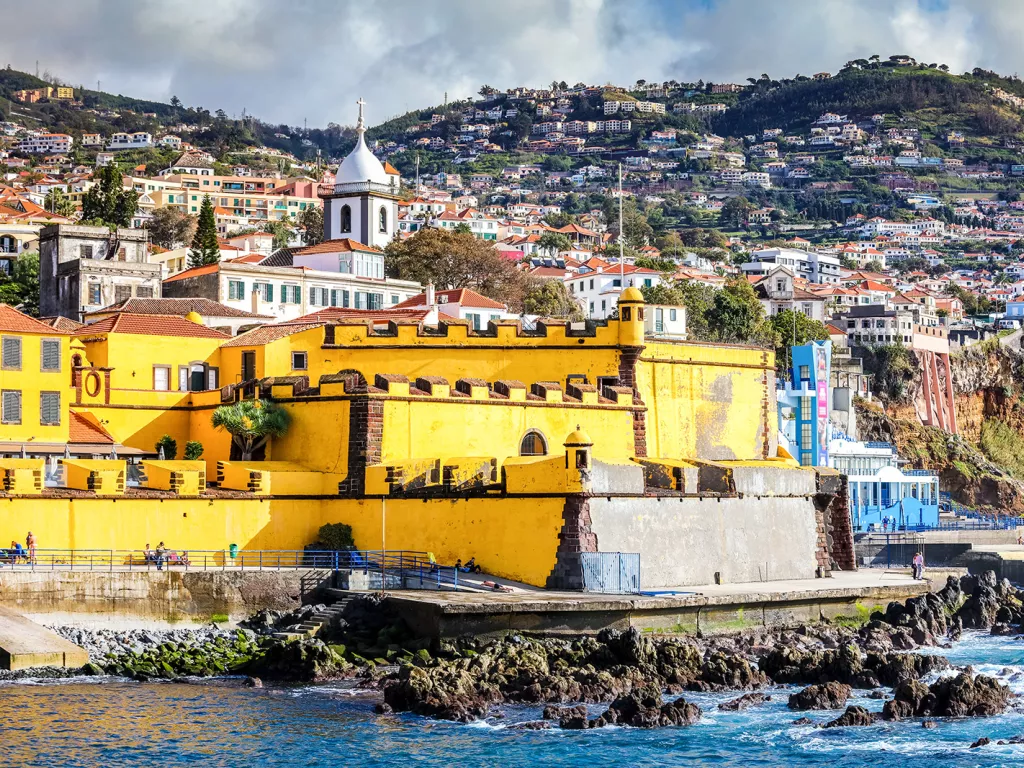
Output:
[26, 531, 36, 564]
[912, 551, 925, 580]
[155, 541, 167, 571]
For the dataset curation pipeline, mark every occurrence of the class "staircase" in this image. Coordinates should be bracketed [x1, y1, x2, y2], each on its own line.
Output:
[272, 590, 355, 640]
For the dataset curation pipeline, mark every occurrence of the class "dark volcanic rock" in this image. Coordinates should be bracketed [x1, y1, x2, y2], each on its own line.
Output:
[788, 682, 851, 711]
[970, 737, 991, 749]
[719, 692, 771, 711]
[882, 673, 1012, 720]
[823, 706, 881, 728]
[586, 686, 701, 729]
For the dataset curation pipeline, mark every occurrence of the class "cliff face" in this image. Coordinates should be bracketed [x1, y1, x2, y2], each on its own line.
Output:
[855, 342, 1024, 514]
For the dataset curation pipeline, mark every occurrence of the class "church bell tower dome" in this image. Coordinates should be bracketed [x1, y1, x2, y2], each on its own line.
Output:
[335, 98, 390, 187]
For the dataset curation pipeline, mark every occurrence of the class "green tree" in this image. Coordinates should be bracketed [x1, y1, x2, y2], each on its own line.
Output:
[44, 188, 75, 217]
[522, 280, 583, 319]
[146, 207, 196, 249]
[81, 165, 137, 227]
[705, 277, 771, 344]
[298, 205, 324, 245]
[384, 228, 532, 311]
[768, 309, 830, 372]
[211, 399, 291, 461]
[719, 196, 753, 229]
[0, 253, 41, 316]
[640, 283, 685, 306]
[189, 194, 220, 268]
[183, 441, 204, 460]
[537, 231, 572, 255]
[155, 434, 178, 459]
[675, 280, 718, 340]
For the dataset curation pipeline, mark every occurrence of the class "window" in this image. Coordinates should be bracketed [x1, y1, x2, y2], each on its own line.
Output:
[309, 287, 329, 306]
[520, 430, 547, 456]
[2, 336, 21, 370]
[136, 285, 153, 298]
[114, 284, 132, 303]
[207, 368, 219, 390]
[88, 283, 102, 305]
[178, 366, 189, 392]
[367, 293, 383, 310]
[283, 285, 300, 304]
[340, 205, 352, 233]
[468, 313, 481, 330]
[1, 390, 21, 424]
[799, 365, 809, 382]
[80, 244, 94, 259]
[228, 280, 245, 300]
[255, 282, 273, 302]
[589, 279, 594, 289]
[379, 207, 388, 233]
[40, 392, 60, 425]
[292, 351, 308, 370]
[391, 294, 399, 304]
[41, 339, 61, 372]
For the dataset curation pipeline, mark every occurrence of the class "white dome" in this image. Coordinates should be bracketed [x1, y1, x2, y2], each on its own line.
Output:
[336, 132, 389, 185]
[336, 99, 389, 186]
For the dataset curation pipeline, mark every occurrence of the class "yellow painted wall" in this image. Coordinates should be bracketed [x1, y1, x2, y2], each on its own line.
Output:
[221, 322, 621, 390]
[0, 331, 71, 445]
[380, 397, 635, 466]
[637, 341, 772, 462]
[0, 494, 566, 586]
[80, 333, 223, 391]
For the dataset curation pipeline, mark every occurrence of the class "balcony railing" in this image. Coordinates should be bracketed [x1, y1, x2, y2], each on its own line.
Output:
[319, 181, 398, 197]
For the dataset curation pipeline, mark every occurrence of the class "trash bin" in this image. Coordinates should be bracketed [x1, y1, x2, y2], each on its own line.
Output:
[229, 543, 239, 560]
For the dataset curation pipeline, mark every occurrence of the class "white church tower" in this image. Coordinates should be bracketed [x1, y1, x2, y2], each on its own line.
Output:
[321, 98, 400, 249]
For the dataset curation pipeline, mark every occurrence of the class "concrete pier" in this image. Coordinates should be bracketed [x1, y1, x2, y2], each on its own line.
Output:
[384, 570, 942, 639]
[0, 607, 88, 670]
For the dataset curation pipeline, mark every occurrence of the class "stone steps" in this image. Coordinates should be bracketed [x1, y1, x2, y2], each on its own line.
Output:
[271, 590, 355, 641]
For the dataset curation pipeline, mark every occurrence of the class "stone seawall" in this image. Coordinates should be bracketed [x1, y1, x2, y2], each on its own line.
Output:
[0, 570, 331, 627]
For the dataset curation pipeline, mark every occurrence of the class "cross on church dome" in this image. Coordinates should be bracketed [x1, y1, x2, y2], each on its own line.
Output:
[335, 97, 389, 186]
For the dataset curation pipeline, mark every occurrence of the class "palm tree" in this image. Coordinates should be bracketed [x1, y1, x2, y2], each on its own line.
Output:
[211, 399, 290, 461]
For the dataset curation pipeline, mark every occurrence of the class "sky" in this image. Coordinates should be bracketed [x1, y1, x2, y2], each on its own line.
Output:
[5, 0, 1024, 130]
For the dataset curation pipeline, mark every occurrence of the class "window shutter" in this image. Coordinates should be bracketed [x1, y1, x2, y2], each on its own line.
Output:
[178, 366, 188, 391]
[40, 392, 60, 424]
[41, 339, 61, 371]
[2, 391, 21, 423]
[309, 286, 316, 305]
[292, 286, 300, 304]
[2, 336, 21, 369]
[154, 367, 169, 391]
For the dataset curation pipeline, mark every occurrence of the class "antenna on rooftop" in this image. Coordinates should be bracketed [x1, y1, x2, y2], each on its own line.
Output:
[415, 153, 420, 192]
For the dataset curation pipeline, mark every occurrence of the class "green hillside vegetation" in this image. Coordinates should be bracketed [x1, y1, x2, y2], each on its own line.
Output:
[715, 67, 1022, 138]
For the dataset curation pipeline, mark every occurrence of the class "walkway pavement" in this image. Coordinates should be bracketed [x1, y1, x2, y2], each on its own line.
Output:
[0, 606, 88, 670]
[388, 569, 935, 612]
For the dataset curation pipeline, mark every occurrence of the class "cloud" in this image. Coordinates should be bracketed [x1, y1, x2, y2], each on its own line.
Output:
[4, 0, 1024, 128]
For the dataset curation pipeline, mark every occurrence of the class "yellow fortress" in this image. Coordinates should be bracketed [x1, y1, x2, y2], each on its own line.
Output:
[0, 292, 849, 589]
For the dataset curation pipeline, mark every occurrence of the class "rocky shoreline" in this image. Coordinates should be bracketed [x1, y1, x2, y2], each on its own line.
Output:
[5, 570, 1024, 738]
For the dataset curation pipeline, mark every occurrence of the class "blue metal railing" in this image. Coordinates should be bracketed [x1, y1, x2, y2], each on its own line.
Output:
[0, 549, 462, 589]
[903, 469, 938, 476]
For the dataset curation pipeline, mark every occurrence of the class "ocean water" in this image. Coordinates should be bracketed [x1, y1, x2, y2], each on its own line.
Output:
[3, 633, 1024, 767]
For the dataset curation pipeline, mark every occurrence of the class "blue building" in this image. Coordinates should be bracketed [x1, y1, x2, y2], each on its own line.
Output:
[778, 340, 941, 530]
[829, 438, 940, 531]
[776, 340, 832, 467]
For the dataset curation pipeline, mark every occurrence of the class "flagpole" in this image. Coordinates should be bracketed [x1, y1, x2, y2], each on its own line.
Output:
[618, 163, 624, 288]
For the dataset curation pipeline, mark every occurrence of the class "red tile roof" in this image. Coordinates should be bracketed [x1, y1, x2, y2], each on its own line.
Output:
[69, 411, 114, 445]
[221, 322, 323, 347]
[0, 304, 66, 335]
[84, 298, 272, 320]
[40, 316, 85, 333]
[77, 313, 231, 339]
[393, 288, 507, 310]
[292, 237, 382, 256]
[162, 262, 221, 284]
